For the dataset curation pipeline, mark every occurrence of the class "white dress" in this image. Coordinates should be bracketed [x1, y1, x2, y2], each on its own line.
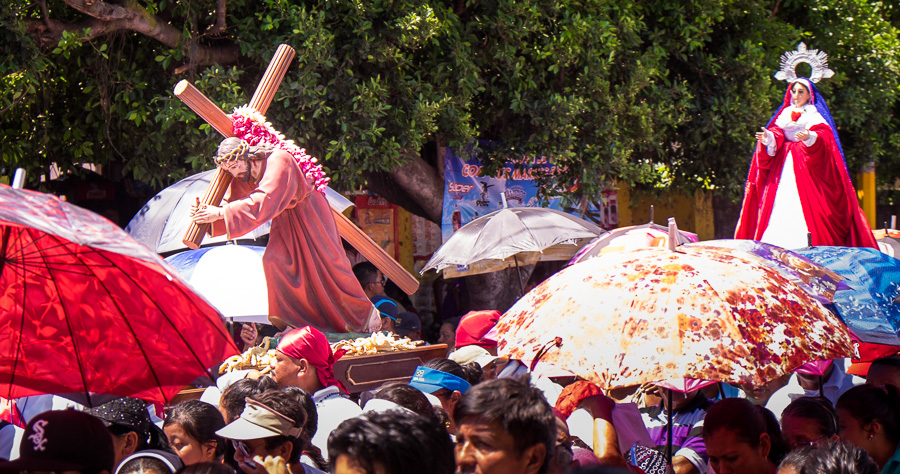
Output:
[759, 104, 824, 249]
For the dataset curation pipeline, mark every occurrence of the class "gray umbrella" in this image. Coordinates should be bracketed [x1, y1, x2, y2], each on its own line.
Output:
[421, 207, 602, 292]
[125, 169, 353, 254]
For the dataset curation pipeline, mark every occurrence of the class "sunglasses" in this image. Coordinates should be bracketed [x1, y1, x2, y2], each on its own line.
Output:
[232, 440, 259, 468]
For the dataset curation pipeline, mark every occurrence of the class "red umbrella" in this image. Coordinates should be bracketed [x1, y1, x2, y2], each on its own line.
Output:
[0, 185, 239, 404]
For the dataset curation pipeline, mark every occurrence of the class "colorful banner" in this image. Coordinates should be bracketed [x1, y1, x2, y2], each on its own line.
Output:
[441, 148, 617, 241]
[354, 195, 398, 259]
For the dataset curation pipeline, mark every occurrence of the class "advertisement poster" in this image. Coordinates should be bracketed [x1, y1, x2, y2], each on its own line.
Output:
[441, 149, 617, 241]
[355, 195, 397, 260]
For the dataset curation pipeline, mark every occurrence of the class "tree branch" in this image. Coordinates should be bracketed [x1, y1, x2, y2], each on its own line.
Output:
[25, 0, 239, 67]
[205, 0, 227, 36]
[386, 150, 445, 223]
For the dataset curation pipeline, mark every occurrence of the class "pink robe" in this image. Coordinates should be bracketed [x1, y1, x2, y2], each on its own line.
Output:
[210, 150, 379, 332]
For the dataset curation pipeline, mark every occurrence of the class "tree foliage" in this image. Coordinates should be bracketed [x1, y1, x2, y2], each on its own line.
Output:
[2, 0, 898, 219]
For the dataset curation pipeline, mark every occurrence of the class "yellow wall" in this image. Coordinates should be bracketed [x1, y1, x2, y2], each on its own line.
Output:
[616, 182, 715, 241]
[396, 206, 416, 274]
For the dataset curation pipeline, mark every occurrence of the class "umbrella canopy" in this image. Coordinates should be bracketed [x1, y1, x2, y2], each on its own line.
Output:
[421, 207, 602, 278]
[569, 222, 699, 264]
[165, 245, 269, 323]
[0, 185, 239, 404]
[793, 246, 900, 346]
[495, 241, 853, 391]
[125, 170, 354, 254]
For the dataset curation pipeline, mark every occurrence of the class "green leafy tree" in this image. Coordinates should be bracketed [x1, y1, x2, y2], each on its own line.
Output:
[4, 0, 899, 217]
[4, 0, 898, 312]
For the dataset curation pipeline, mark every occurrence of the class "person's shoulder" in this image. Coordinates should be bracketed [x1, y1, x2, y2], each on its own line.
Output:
[318, 393, 362, 412]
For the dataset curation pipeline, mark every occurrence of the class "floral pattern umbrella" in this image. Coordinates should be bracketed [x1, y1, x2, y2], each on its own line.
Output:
[496, 241, 853, 390]
[0, 185, 239, 404]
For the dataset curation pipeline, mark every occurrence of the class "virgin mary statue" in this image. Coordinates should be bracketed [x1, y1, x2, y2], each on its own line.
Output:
[734, 44, 877, 249]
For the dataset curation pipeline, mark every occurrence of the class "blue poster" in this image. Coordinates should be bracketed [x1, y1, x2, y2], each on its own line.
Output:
[441, 148, 617, 241]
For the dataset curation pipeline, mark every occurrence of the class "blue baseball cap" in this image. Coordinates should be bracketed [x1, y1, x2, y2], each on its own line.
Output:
[409, 366, 470, 394]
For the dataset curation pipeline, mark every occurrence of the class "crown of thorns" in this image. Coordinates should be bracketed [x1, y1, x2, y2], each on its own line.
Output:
[214, 140, 250, 165]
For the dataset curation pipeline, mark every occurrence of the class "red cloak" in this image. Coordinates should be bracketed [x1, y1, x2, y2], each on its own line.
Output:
[735, 86, 877, 249]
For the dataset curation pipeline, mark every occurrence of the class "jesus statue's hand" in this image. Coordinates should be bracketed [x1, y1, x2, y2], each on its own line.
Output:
[190, 199, 224, 224]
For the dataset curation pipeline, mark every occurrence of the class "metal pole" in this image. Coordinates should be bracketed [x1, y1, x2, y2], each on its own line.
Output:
[513, 255, 525, 297]
[666, 388, 674, 466]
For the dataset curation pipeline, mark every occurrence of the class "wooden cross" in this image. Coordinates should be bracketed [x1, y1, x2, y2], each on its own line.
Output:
[174, 44, 419, 295]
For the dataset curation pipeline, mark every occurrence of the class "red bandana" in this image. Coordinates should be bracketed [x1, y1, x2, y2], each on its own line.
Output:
[277, 327, 348, 393]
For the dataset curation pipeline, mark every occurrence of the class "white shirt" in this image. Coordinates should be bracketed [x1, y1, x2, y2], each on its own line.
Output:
[765, 360, 859, 419]
[311, 385, 362, 460]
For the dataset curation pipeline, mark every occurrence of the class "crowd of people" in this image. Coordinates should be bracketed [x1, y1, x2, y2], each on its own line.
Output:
[1, 311, 898, 474]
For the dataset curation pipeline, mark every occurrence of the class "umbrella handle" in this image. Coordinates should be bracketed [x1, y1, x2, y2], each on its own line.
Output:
[529, 337, 562, 372]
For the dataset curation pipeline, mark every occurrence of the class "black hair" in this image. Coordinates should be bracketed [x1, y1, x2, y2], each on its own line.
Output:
[869, 355, 900, 372]
[117, 451, 183, 474]
[460, 362, 483, 387]
[836, 384, 900, 444]
[280, 386, 327, 471]
[703, 398, 789, 465]
[779, 446, 815, 472]
[800, 441, 879, 474]
[422, 358, 469, 399]
[175, 462, 236, 474]
[453, 376, 556, 474]
[219, 376, 280, 423]
[247, 389, 307, 463]
[423, 358, 467, 380]
[106, 423, 169, 453]
[374, 381, 439, 421]
[352, 262, 379, 285]
[327, 410, 454, 474]
[163, 400, 227, 458]
[782, 397, 839, 438]
[441, 317, 461, 329]
[117, 457, 174, 474]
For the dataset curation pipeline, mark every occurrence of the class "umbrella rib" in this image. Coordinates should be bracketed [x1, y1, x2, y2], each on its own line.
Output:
[87, 249, 233, 400]
[35, 231, 94, 401]
[3, 227, 26, 401]
[80, 250, 176, 401]
[3, 233, 114, 278]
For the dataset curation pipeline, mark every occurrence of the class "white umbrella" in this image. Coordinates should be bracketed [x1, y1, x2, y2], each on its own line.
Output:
[165, 245, 270, 324]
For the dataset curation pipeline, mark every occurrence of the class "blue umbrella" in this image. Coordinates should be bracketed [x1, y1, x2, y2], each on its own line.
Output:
[794, 246, 900, 346]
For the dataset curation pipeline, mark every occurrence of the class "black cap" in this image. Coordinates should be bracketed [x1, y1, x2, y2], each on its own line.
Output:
[395, 312, 422, 337]
[84, 397, 152, 435]
[0, 410, 115, 472]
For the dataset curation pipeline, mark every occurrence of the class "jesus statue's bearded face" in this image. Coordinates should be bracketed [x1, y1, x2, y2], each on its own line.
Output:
[221, 158, 252, 182]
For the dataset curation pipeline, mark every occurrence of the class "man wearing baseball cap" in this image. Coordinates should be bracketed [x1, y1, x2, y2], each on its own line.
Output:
[271, 326, 360, 460]
[0, 410, 115, 473]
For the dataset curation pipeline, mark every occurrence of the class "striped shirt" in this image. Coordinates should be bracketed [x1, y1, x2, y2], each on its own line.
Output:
[640, 395, 712, 473]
